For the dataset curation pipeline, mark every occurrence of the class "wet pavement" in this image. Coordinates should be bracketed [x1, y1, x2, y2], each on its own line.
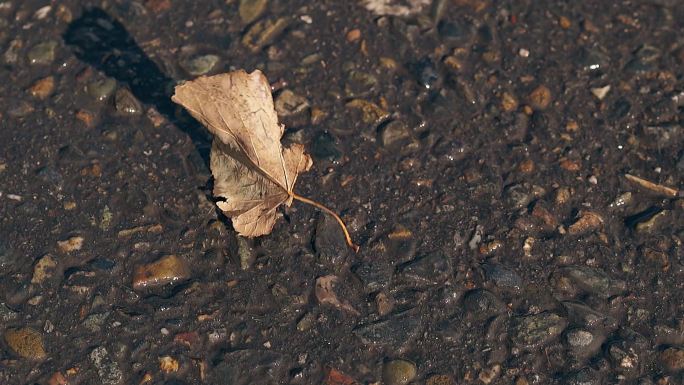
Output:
[0, 0, 683, 384]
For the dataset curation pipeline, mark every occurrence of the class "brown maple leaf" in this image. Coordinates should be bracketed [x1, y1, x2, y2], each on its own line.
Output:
[172, 70, 358, 251]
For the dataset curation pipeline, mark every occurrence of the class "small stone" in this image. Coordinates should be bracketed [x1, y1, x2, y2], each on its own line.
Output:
[382, 359, 417, 385]
[554, 266, 626, 298]
[659, 347, 684, 373]
[237, 237, 255, 270]
[0, 303, 19, 322]
[4, 39, 22, 64]
[478, 364, 501, 384]
[315, 275, 359, 315]
[567, 211, 603, 234]
[132, 254, 191, 291]
[27, 40, 58, 65]
[29, 76, 55, 99]
[501, 92, 519, 112]
[145, 0, 171, 13]
[346, 99, 390, 126]
[591, 85, 611, 100]
[325, 368, 361, 385]
[635, 210, 669, 233]
[31, 254, 58, 284]
[75, 109, 96, 127]
[311, 132, 342, 161]
[353, 310, 421, 347]
[114, 88, 142, 115]
[242, 17, 290, 53]
[559, 16, 572, 29]
[48, 371, 67, 385]
[559, 158, 581, 171]
[463, 289, 505, 319]
[527, 85, 552, 110]
[57, 236, 84, 253]
[397, 252, 451, 286]
[378, 120, 410, 148]
[159, 356, 180, 373]
[86, 78, 117, 102]
[510, 312, 568, 349]
[274, 89, 309, 127]
[426, 374, 456, 385]
[4, 327, 47, 360]
[180, 54, 220, 76]
[346, 28, 362, 42]
[483, 263, 522, 290]
[90, 346, 123, 385]
[239, 0, 268, 24]
[565, 328, 595, 348]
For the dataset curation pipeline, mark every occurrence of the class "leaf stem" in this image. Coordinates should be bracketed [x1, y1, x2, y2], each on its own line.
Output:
[291, 193, 359, 252]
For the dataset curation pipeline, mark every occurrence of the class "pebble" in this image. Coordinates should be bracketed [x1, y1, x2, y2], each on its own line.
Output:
[4, 39, 22, 64]
[314, 213, 348, 266]
[159, 356, 180, 373]
[510, 312, 568, 349]
[353, 310, 421, 347]
[462, 289, 505, 319]
[311, 132, 342, 160]
[31, 254, 58, 284]
[57, 236, 84, 253]
[478, 364, 501, 384]
[567, 211, 603, 235]
[242, 17, 290, 53]
[426, 374, 456, 385]
[29, 76, 56, 99]
[555, 266, 626, 299]
[577, 47, 610, 72]
[114, 88, 142, 115]
[90, 346, 123, 385]
[527, 85, 552, 110]
[180, 54, 220, 76]
[27, 40, 57, 65]
[315, 275, 359, 315]
[483, 263, 522, 290]
[346, 99, 390, 126]
[0, 303, 19, 322]
[86, 78, 117, 102]
[4, 327, 47, 360]
[132, 254, 191, 291]
[590, 85, 611, 100]
[378, 120, 410, 148]
[397, 252, 451, 286]
[564, 328, 595, 348]
[239, 0, 268, 24]
[274, 89, 309, 128]
[659, 347, 684, 373]
[382, 359, 417, 385]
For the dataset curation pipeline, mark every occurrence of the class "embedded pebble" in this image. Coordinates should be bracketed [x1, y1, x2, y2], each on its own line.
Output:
[180, 54, 220, 76]
[567, 211, 604, 234]
[659, 347, 684, 373]
[397, 252, 451, 286]
[483, 263, 522, 290]
[510, 312, 568, 349]
[346, 99, 390, 126]
[27, 40, 57, 65]
[4, 327, 47, 360]
[426, 374, 456, 385]
[114, 88, 142, 115]
[242, 17, 290, 53]
[554, 266, 626, 299]
[382, 359, 417, 385]
[353, 310, 421, 347]
[57, 236, 84, 253]
[31, 254, 58, 284]
[90, 346, 123, 385]
[29, 76, 55, 99]
[239, 0, 268, 24]
[564, 328, 595, 348]
[274, 89, 309, 127]
[462, 289, 505, 319]
[86, 78, 117, 102]
[528, 85, 552, 110]
[378, 120, 410, 148]
[132, 254, 191, 291]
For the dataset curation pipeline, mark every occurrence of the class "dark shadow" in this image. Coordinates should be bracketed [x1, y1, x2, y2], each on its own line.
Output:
[63, 7, 210, 165]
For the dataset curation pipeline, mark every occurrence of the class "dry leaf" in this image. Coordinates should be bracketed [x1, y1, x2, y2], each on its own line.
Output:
[172, 70, 357, 250]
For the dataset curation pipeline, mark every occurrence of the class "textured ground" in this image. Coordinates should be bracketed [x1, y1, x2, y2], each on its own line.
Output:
[0, 1, 683, 384]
